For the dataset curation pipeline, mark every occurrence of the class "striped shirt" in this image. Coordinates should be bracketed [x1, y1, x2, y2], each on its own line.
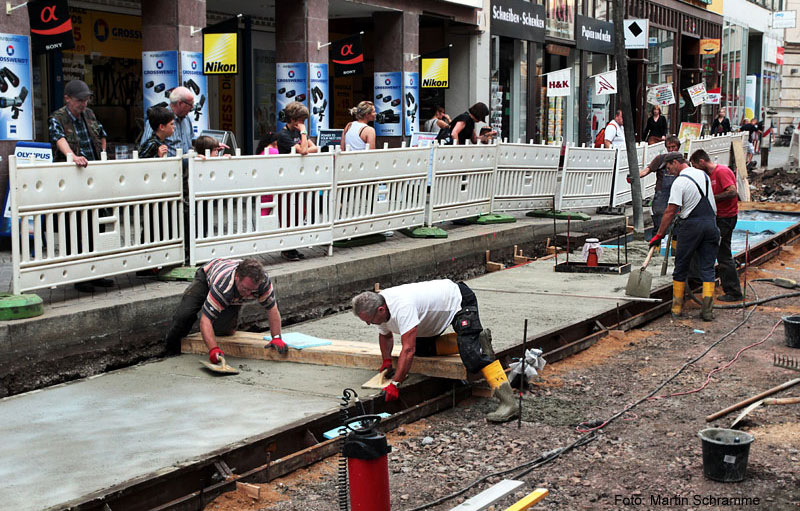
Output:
[201, 259, 276, 321]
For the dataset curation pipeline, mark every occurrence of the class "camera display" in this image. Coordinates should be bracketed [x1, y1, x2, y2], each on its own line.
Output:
[376, 108, 400, 124]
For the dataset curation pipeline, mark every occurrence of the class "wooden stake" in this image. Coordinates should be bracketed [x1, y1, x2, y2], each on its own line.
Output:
[236, 482, 261, 500]
[486, 250, 505, 272]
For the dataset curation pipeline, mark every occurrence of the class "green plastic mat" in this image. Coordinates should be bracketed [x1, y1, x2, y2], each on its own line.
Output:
[0, 293, 44, 320]
[158, 266, 198, 281]
[401, 226, 448, 238]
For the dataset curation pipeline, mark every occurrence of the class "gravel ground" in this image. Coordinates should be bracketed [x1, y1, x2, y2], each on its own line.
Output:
[207, 246, 800, 511]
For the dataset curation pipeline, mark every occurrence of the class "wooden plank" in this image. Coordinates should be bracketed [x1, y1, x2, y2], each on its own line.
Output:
[362, 369, 392, 389]
[738, 201, 800, 213]
[181, 332, 468, 380]
[451, 480, 525, 511]
[505, 489, 550, 511]
[236, 482, 261, 500]
[730, 138, 751, 202]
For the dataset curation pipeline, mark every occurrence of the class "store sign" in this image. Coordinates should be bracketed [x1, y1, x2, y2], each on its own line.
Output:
[331, 34, 364, 78]
[490, 0, 545, 43]
[546, 68, 571, 97]
[0, 33, 32, 140]
[594, 70, 617, 96]
[648, 83, 676, 106]
[374, 72, 402, 136]
[404, 72, 419, 136]
[699, 39, 720, 55]
[773, 11, 797, 29]
[421, 48, 449, 88]
[276, 63, 307, 131]
[777, 47, 785, 66]
[624, 19, 648, 50]
[219, 75, 235, 132]
[142, 51, 179, 114]
[308, 62, 329, 137]
[686, 83, 708, 106]
[27, 0, 75, 53]
[203, 17, 238, 75]
[180, 51, 209, 136]
[575, 15, 613, 54]
[66, 8, 142, 59]
[706, 87, 721, 105]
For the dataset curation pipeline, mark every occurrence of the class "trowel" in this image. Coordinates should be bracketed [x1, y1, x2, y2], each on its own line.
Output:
[730, 396, 800, 428]
[200, 356, 240, 375]
[625, 245, 658, 298]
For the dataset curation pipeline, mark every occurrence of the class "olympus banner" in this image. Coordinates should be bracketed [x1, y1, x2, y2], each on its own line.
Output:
[575, 15, 614, 54]
[490, 0, 545, 43]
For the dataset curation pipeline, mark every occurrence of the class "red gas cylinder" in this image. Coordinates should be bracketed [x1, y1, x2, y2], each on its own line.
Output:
[587, 249, 598, 267]
[343, 415, 392, 511]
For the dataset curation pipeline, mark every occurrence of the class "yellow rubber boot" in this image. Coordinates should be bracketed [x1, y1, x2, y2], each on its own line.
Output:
[672, 281, 686, 318]
[434, 333, 459, 355]
[701, 282, 715, 322]
[480, 360, 519, 423]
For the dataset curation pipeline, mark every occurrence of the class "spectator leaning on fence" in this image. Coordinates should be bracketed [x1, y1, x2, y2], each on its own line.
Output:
[138, 106, 174, 159]
[49, 79, 107, 168]
[277, 102, 318, 155]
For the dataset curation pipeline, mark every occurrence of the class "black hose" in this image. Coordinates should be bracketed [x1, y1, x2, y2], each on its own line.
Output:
[714, 291, 800, 309]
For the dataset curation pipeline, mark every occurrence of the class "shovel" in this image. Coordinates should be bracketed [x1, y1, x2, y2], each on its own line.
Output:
[200, 355, 240, 375]
[730, 396, 800, 428]
[625, 245, 658, 298]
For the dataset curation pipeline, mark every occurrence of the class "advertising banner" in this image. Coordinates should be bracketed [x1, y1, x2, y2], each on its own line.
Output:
[699, 39, 721, 55]
[744, 75, 756, 120]
[219, 75, 235, 132]
[686, 83, 708, 107]
[706, 87, 721, 105]
[546, 68, 570, 97]
[68, 10, 142, 59]
[648, 83, 676, 106]
[142, 51, 179, 115]
[374, 72, 402, 136]
[203, 17, 238, 75]
[2, 142, 50, 237]
[403, 72, 419, 136]
[276, 62, 308, 131]
[308, 62, 329, 137]
[317, 129, 342, 148]
[490, 0, 545, 42]
[180, 51, 208, 137]
[331, 34, 364, 78]
[0, 33, 32, 140]
[28, 0, 75, 54]
[678, 122, 702, 144]
[421, 48, 449, 88]
[594, 70, 617, 96]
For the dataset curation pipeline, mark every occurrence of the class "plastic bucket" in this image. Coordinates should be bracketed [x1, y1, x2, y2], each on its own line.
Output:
[698, 428, 754, 482]
[783, 315, 800, 348]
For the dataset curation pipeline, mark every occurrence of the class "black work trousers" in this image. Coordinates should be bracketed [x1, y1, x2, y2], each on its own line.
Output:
[717, 216, 743, 298]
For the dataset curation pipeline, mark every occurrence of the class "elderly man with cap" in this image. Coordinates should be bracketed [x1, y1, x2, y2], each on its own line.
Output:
[648, 152, 720, 321]
[49, 79, 107, 168]
[140, 86, 195, 156]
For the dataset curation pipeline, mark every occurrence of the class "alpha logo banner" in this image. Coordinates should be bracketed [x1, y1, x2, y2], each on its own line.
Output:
[331, 34, 364, 78]
[203, 17, 238, 75]
[546, 67, 570, 97]
[421, 48, 449, 88]
[27, 0, 74, 53]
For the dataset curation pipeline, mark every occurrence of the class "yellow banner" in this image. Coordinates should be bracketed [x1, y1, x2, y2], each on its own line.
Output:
[699, 39, 721, 55]
[204, 33, 237, 74]
[66, 8, 142, 59]
[421, 58, 449, 88]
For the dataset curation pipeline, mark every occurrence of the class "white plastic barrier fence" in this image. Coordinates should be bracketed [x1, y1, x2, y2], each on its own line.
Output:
[640, 141, 665, 200]
[610, 143, 647, 208]
[10, 153, 185, 294]
[688, 135, 732, 167]
[493, 142, 562, 212]
[333, 147, 429, 240]
[556, 146, 616, 210]
[188, 152, 334, 265]
[428, 142, 497, 225]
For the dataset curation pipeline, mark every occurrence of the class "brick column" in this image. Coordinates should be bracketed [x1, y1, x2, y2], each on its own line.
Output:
[276, 0, 328, 64]
[0, 10, 30, 199]
[141, 0, 205, 52]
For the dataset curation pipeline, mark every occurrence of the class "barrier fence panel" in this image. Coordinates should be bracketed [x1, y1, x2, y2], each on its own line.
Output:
[10, 154, 184, 294]
[641, 141, 665, 200]
[493, 142, 562, 212]
[611, 143, 647, 208]
[188, 153, 334, 265]
[428, 143, 497, 225]
[333, 147, 429, 240]
[556, 146, 616, 210]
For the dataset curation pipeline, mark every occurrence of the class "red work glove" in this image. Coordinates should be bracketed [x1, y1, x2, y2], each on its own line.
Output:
[648, 233, 663, 248]
[267, 335, 288, 355]
[209, 347, 224, 364]
[384, 382, 399, 402]
[379, 358, 393, 372]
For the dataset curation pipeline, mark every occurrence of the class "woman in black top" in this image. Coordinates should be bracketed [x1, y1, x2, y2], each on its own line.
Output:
[450, 102, 496, 145]
[642, 105, 668, 144]
[710, 107, 731, 135]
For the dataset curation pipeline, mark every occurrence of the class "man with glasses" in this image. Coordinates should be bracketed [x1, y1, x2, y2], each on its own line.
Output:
[164, 258, 287, 363]
[140, 85, 195, 156]
[49, 79, 107, 167]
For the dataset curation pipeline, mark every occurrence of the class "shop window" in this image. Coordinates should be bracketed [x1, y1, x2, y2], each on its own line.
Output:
[546, 0, 575, 39]
[490, 37, 530, 142]
[646, 28, 676, 126]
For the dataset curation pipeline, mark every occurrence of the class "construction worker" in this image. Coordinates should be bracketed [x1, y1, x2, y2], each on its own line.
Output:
[164, 258, 287, 363]
[648, 153, 720, 321]
[639, 135, 682, 233]
[351, 280, 516, 423]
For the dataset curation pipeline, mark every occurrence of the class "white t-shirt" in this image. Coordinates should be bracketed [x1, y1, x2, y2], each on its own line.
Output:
[604, 120, 625, 148]
[668, 166, 718, 219]
[377, 280, 463, 337]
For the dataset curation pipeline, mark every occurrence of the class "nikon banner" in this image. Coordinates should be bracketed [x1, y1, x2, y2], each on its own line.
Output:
[420, 48, 449, 89]
[203, 17, 238, 75]
[27, 0, 75, 54]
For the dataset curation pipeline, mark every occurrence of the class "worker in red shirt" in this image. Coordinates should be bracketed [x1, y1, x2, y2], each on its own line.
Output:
[689, 149, 743, 302]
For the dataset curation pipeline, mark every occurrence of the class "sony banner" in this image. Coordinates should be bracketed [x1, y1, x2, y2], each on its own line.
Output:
[180, 51, 209, 136]
[308, 62, 329, 137]
[575, 15, 614, 54]
[27, 0, 75, 53]
[0, 33, 32, 140]
[331, 34, 364, 78]
[142, 51, 179, 115]
[490, 0, 545, 43]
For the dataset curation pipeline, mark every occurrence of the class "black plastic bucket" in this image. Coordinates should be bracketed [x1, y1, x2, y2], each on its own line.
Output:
[698, 428, 754, 482]
[783, 315, 800, 348]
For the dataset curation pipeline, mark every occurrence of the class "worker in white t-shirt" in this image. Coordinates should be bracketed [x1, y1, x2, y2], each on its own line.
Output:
[604, 109, 626, 149]
[352, 280, 517, 423]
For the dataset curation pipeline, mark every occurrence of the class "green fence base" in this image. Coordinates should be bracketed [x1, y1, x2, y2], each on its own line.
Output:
[401, 226, 449, 238]
[476, 213, 516, 224]
[158, 266, 198, 282]
[526, 209, 591, 221]
[333, 233, 387, 248]
[0, 293, 44, 320]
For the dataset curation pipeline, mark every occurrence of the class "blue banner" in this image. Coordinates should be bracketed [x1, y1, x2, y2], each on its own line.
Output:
[308, 62, 329, 137]
[404, 72, 419, 136]
[180, 51, 209, 137]
[374, 72, 402, 136]
[0, 33, 32, 140]
[142, 51, 179, 116]
[276, 62, 308, 131]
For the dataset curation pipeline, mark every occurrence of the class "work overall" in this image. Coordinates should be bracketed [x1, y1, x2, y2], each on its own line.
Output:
[652, 167, 677, 234]
[671, 173, 720, 320]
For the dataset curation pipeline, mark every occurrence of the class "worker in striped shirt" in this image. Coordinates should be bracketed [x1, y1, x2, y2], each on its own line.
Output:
[164, 258, 286, 363]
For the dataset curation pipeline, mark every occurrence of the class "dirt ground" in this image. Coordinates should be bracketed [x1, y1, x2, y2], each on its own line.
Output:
[206, 247, 800, 511]
[748, 166, 800, 202]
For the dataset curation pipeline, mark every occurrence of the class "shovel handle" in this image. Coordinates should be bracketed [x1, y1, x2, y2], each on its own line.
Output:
[641, 244, 658, 270]
[764, 397, 800, 405]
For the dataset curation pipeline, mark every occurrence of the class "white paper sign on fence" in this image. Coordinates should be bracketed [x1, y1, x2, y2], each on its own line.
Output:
[647, 83, 675, 106]
[546, 68, 571, 97]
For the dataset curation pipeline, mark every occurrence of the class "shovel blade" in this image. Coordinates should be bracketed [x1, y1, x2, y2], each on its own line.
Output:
[625, 267, 653, 298]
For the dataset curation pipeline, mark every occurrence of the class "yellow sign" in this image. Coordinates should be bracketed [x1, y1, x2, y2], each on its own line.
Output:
[204, 33, 237, 74]
[421, 58, 449, 88]
[699, 39, 721, 55]
[66, 8, 142, 59]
